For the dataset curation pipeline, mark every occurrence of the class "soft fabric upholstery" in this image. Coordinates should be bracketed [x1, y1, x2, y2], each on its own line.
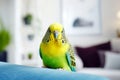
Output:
[75, 41, 111, 67]
[98, 50, 119, 68]
[75, 47, 100, 67]
[98, 50, 106, 67]
[95, 41, 111, 50]
[0, 62, 109, 80]
[104, 51, 120, 69]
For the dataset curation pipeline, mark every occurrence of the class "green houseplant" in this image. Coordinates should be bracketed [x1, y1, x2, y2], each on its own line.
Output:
[28, 52, 33, 60]
[0, 18, 11, 62]
[23, 13, 33, 25]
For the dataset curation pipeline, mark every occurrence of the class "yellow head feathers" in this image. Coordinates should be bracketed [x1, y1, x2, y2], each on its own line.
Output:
[49, 23, 63, 33]
[48, 23, 63, 40]
[42, 23, 67, 44]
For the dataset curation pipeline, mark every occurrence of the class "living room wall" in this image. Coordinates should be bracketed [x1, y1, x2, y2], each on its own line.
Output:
[31, 0, 119, 47]
[1, 0, 120, 64]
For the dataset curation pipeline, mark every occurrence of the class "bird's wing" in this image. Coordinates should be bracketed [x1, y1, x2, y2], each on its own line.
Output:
[66, 45, 76, 71]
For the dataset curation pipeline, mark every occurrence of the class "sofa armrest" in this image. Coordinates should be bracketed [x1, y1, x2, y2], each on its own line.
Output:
[78, 68, 120, 80]
[0, 62, 109, 80]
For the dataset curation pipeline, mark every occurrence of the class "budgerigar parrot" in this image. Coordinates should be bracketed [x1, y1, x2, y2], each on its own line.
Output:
[39, 23, 76, 72]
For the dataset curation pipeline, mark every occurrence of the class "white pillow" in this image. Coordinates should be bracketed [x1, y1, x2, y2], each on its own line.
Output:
[104, 51, 120, 69]
[74, 53, 83, 71]
[73, 47, 83, 71]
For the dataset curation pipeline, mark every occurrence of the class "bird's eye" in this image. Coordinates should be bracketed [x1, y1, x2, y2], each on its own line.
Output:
[62, 40, 65, 43]
[46, 40, 49, 42]
[61, 30, 63, 33]
[49, 29, 51, 33]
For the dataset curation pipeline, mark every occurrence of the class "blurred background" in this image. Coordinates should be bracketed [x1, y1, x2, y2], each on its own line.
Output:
[0, 0, 120, 68]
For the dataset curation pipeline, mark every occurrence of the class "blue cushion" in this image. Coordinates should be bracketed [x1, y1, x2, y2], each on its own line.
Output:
[0, 62, 109, 80]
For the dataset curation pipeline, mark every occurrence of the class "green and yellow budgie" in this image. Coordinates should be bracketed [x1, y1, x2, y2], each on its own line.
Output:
[39, 23, 76, 72]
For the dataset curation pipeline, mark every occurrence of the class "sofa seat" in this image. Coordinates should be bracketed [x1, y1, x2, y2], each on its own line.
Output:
[0, 62, 109, 80]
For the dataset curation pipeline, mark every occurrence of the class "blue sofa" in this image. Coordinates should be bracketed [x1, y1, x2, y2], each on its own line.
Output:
[0, 62, 109, 80]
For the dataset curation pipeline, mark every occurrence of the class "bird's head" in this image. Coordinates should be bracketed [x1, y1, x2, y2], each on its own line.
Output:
[49, 23, 63, 40]
[42, 23, 67, 44]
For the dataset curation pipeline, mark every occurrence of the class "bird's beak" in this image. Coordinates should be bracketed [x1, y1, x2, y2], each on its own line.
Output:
[54, 31, 59, 39]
